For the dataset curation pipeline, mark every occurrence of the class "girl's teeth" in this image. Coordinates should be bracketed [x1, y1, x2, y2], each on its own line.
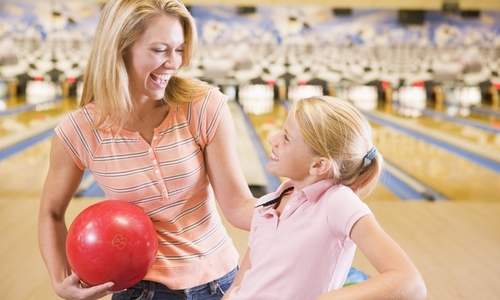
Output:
[271, 153, 278, 161]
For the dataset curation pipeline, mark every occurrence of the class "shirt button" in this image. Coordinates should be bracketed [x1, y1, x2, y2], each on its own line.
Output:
[153, 136, 158, 140]
[148, 148, 153, 152]
[155, 169, 160, 174]
[153, 159, 157, 164]
[285, 205, 290, 210]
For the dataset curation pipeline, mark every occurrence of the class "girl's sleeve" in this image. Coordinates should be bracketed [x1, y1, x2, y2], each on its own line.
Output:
[325, 186, 373, 239]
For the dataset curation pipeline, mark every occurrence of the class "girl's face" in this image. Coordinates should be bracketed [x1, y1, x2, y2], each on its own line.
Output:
[124, 14, 185, 102]
[267, 114, 319, 183]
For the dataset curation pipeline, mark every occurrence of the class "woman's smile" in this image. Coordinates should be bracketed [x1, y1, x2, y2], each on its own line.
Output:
[150, 73, 172, 86]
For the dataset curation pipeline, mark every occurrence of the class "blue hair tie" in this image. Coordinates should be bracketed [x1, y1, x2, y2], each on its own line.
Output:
[363, 146, 378, 166]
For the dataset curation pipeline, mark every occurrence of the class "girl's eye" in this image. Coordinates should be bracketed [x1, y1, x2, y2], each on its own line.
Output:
[176, 48, 185, 52]
[284, 134, 289, 141]
[153, 49, 167, 53]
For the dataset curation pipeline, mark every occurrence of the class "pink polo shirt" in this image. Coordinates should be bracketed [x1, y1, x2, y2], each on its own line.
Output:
[229, 179, 372, 300]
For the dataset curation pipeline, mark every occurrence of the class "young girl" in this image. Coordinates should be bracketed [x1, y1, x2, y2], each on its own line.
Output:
[223, 96, 426, 300]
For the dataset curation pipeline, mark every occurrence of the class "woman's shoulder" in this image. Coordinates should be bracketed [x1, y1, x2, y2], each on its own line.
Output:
[194, 87, 225, 104]
[60, 103, 99, 128]
[179, 87, 226, 114]
[69, 102, 97, 114]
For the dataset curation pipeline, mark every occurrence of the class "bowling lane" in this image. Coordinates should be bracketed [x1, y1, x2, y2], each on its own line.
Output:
[418, 116, 500, 152]
[0, 98, 77, 137]
[385, 106, 500, 153]
[0, 138, 52, 198]
[244, 101, 401, 202]
[0, 98, 78, 198]
[0, 97, 28, 110]
[467, 107, 500, 124]
[222, 101, 270, 188]
[371, 120, 500, 202]
[0, 196, 109, 300]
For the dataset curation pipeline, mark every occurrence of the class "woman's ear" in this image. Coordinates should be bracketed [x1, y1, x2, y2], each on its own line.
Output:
[310, 157, 332, 176]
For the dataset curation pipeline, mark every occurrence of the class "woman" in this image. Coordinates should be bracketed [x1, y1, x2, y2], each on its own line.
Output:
[38, 1, 255, 299]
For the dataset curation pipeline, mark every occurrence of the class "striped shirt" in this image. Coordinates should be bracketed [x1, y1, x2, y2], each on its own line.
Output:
[56, 89, 239, 289]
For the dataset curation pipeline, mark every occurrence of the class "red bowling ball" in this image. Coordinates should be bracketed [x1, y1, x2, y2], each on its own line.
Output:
[66, 200, 158, 291]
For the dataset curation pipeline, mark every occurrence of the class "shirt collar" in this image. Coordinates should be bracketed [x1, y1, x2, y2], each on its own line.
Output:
[255, 180, 295, 207]
[300, 179, 335, 204]
[255, 179, 335, 208]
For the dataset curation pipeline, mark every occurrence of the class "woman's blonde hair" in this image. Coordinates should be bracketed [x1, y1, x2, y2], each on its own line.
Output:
[289, 96, 383, 198]
[80, 0, 213, 129]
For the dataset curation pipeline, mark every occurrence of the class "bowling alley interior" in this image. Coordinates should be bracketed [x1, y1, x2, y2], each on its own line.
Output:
[1, 0, 500, 299]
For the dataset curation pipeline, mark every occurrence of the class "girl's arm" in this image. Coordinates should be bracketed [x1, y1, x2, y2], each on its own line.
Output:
[38, 136, 115, 300]
[222, 247, 252, 299]
[317, 215, 427, 300]
[205, 102, 257, 230]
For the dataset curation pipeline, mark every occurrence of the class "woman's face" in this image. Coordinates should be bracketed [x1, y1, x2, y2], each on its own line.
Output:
[124, 14, 185, 102]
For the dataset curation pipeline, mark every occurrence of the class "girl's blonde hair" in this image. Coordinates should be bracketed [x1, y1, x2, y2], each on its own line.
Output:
[81, 0, 213, 129]
[289, 96, 383, 198]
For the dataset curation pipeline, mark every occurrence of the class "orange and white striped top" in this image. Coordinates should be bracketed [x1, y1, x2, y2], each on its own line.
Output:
[55, 89, 239, 289]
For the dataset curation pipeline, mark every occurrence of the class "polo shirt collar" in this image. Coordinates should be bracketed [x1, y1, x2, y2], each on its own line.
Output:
[301, 179, 335, 204]
[255, 180, 295, 208]
[255, 179, 335, 208]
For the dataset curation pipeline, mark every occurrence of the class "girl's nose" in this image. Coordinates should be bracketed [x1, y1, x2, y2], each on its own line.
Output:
[268, 133, 278, 146]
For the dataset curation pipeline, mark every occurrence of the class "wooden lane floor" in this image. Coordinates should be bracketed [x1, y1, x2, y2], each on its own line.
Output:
[350, 200, 500, 300]
[373, 121, 500, 201]
[0, 97, 79, 198]
[370, 106, 500, 201]
[0, 138, 52, 198]
[0, 197, 110, 300]
[0, 97, 77, 143]
[386, 106, 500, 153]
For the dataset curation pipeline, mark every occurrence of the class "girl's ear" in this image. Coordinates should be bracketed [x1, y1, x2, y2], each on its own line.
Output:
[310, 157, 332, 176]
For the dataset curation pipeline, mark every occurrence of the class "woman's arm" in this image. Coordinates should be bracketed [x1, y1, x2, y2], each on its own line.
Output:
[205, 102, 257, 230]
[317, 215, 427, 300]
[38, 136, 115, 299]
[222, 247, 252, 300]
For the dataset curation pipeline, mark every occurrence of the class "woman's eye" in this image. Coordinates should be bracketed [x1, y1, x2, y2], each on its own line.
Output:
[153, 49, 167, 53]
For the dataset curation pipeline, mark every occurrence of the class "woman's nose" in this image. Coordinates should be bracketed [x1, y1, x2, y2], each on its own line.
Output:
[163, 55, 173, 67]
[163, 51, 178, 68]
